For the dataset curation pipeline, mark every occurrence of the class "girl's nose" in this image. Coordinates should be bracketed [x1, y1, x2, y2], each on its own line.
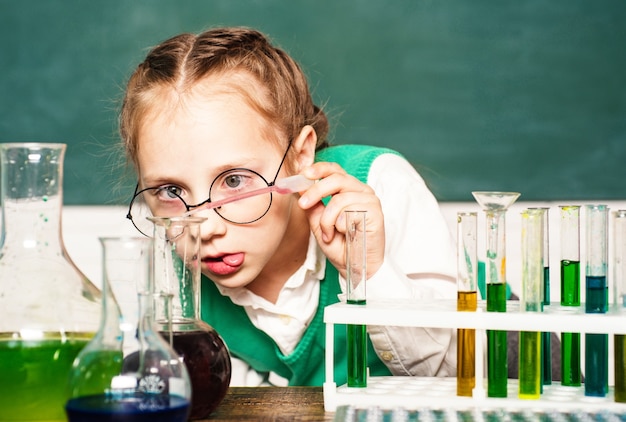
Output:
[197, 209, 227, 239]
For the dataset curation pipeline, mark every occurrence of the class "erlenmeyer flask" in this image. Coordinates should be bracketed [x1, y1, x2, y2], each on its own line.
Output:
[0, 143, 100, 421]
[149, 216, 232, 420]
[66, 237, 191, 421]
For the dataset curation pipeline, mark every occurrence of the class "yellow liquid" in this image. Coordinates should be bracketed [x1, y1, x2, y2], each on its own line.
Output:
[457, 291, 477, 396]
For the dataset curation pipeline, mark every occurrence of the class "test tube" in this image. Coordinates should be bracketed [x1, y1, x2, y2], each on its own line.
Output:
[518, 209, 543, 399]
[614, 210, 626, 403]
[584, 204, 608, 397]
[472, 191, 519, 398]
[345, 210, 367, 388]
[456, 212, 478, 397]
[559, 205, 581, 386]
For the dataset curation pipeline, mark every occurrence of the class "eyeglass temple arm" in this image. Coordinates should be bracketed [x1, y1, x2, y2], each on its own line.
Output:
[183, 174, 314, 217]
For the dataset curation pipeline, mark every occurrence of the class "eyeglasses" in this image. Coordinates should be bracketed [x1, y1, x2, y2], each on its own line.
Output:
[127, 142, 292, 237]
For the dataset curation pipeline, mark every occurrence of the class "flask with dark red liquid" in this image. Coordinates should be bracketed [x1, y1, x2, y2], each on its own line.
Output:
[149, 216, 232, 420]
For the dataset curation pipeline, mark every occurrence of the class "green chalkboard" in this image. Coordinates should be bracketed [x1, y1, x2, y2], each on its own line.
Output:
[1, 0, 625, 204]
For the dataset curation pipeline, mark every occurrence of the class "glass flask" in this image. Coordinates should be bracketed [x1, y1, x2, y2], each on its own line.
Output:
[0, 142, 100, 421]
[66, 237, 191, 422]
[149, 216, 232, 419]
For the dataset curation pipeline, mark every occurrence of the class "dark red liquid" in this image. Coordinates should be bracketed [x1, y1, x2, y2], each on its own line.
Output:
[165, 330, 231, 420]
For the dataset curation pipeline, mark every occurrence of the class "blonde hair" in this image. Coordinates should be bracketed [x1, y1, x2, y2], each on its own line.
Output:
[119, 27, 329, 169]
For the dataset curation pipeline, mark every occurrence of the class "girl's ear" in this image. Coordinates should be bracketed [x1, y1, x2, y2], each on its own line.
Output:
[292, 125, 317, 172]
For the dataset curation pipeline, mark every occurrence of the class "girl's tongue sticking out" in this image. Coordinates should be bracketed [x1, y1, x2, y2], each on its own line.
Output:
[204, 252, 244, 275]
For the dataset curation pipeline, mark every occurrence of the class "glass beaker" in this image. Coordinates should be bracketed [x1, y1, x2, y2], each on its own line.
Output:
[149, 216, 232, 420]
[472, 191, 520, 398]
[66, 236, 191, 421]
[0, 143, 100, 421]
[456, 212, 477, 397]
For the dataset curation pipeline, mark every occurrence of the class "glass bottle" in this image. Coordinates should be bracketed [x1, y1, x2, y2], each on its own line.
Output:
[66, 237, 191, 421]
[149, 216, 232, 420]
[0, 142, 100, 421]
[613, 209, 626, 403]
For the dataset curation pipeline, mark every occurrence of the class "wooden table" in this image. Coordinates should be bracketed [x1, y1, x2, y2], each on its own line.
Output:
[202, 387, 335, 421]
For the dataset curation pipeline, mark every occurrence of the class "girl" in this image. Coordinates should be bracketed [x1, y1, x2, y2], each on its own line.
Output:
[121, 27, 457, 386]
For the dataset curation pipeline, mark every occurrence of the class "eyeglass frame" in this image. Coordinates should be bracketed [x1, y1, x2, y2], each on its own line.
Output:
[126, 140, 293, 234]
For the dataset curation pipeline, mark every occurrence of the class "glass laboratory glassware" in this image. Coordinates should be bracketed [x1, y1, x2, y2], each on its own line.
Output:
[345, 210, 367, 388]
[456, 212, 477, 397]
[584, 204, 608, 397]
[0, 143, 100, 421]
[613, 210, 626, 403]
[149, 216, 232, 419]
[472, 191, 520, 398]
[518, 209, 543, 400]
[559, 205, 582, 387]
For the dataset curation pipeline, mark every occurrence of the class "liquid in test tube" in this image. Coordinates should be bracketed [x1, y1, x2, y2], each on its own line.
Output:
[584, 204, 608, 397]
[345, 210, 367, 388]
[456, 212, 478, 397]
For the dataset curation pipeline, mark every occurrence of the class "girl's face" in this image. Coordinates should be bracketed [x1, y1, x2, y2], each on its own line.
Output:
[136, 76, 310, 296]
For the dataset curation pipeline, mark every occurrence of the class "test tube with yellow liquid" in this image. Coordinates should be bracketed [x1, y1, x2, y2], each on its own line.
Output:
[472, 191, 520, 398]
[456, 212, 478, 397]
[613, 210, 626, 403]
[518, 209, 544, 400]
[345, 210, 367, 388]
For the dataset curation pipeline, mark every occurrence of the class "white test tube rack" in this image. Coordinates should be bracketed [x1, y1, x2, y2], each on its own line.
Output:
[323, 299, 626, 414]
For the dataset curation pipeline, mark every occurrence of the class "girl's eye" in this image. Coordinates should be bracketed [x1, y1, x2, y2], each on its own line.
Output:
[224, 174, 244, 189]
[157, 185, 184, 199]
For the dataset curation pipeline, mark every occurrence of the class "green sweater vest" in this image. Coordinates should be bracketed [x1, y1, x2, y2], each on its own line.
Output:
[200, 144, 400, 386]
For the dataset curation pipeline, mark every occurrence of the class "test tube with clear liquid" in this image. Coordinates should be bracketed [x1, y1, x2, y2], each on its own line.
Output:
[472, 191, 520, 398]
[456, 212, 478, 397]
[518, 209, 543, 400]
[584, 204, 609, 397]
[345, 210, 367, 388]
[559, 205, 582, 386]
[613, 210, 626, 403]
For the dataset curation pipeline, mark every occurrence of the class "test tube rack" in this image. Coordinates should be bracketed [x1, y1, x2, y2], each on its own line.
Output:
[323, 299, 626, 414]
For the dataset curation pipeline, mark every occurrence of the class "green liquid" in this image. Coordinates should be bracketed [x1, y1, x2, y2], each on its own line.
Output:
[561, 332, 582, 386]
[615, 334, 626, 403]
[560, 260, 580, 306]
[541, 267, 551, 388]
[519, 331, 541, 399]
[346, 299, 366, 388]
[486, 283, 507, 397]
[0, 333, 92, 421]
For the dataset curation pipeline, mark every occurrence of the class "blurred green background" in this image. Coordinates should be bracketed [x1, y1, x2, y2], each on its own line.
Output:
[1, 0, 625, 204]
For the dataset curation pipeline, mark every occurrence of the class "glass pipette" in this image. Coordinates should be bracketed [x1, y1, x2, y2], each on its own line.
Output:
[183, 174, 314, 217]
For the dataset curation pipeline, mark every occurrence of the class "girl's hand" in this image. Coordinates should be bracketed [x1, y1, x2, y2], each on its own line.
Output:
[297, 161, 385, 280]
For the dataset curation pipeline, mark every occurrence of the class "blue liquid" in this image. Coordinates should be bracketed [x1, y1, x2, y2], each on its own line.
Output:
[65, 393, 190, 422]
[585, 333, 608, 397]
[585, 275, 608, 313]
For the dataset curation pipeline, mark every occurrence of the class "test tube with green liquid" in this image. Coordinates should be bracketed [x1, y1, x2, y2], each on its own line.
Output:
[345, 210, 367, 388]
[584, 204, 608, 397]
[456, 212, 478, 397]
[518, 209, 543, 400]
[472, 192, 520, 398]
[559, 205, 581, 386]
[614, 210, 626, 403]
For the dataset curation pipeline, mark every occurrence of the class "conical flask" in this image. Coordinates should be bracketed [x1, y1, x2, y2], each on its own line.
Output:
[66, 237, 191, 421]
[149, 216, 232, 419]
[0, 142, 100, 421]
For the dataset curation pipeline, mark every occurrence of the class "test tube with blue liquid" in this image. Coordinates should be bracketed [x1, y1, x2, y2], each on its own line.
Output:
[456, 212, 478, 397]
[584, 204, 609, 397]
[345, 210, 367, 388]
[613, 210, 626, 403]
[518, 209, 543, 399]
[559, 205, 581, 386]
